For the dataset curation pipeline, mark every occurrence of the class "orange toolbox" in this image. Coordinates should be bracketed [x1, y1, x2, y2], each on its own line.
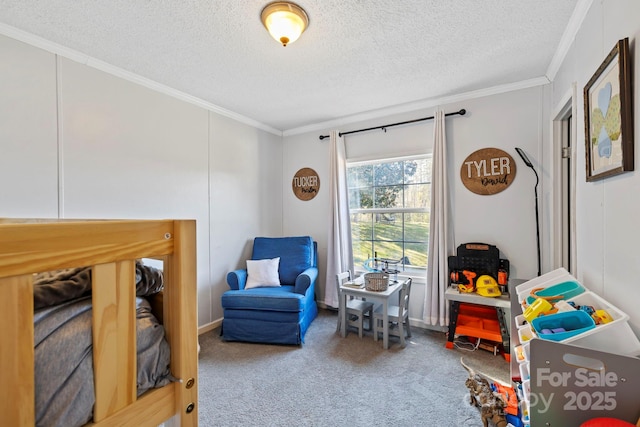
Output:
[446, 302, 509, 361]
[454, 303, 503, 343]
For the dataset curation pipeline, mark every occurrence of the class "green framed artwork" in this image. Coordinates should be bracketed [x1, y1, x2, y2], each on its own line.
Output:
[583, 37, 634, 181]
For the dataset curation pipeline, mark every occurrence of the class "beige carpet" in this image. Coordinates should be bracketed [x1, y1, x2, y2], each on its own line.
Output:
[198, 308, 511, 426]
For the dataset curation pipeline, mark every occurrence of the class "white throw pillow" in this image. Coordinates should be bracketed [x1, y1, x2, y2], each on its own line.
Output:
[245, 257, 281, 289]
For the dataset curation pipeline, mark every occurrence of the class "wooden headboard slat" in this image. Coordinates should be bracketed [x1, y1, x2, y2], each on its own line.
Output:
[0, 220, 174, 277]
[92, 261, 137, 421]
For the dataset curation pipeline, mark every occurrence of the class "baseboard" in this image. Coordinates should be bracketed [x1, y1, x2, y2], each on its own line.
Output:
[316, 303, 446, 333]
[199, 310, 447, 336]
[406, 318, 448, 333]
[198, 318, 222, 335]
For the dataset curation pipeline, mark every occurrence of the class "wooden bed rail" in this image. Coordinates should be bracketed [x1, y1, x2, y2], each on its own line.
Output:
[0, 219, 198, 427]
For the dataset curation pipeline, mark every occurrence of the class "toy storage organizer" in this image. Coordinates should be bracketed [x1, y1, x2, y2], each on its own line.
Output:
[512, 268, 640, 426]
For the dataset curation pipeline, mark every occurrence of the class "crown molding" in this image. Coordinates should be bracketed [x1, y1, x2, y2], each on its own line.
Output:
[283, 76, 550, 137]
[0, 23, 283, 137]
[2, 16, 574, 140]
[546, 0, 593, 81]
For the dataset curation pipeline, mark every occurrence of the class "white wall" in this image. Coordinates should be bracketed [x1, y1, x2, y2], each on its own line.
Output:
[283, 86, 547, 322]
[0, 36, 58, 217]
[551, 0, 640, 334]
[4, 0, 639, 336]
[0, 33, 283, 328]
[56, 57, 212, 325]
[209, 114, 283, 323]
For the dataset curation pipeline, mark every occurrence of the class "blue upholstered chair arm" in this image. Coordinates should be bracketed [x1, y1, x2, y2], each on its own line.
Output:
[294, 266, 318, 295]
[227, 269, 248, 290]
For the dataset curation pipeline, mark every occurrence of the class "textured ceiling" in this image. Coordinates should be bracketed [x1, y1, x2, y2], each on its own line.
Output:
[0, 1, 579, 133]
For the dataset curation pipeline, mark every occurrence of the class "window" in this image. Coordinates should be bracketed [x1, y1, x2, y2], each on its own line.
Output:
[347, 155, 431, 274]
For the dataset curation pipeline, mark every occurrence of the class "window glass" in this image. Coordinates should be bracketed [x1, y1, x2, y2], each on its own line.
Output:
[348, 156, 431, 272]
[373, 214, 402, 241]
[351, 212, 373, 268]
[347, 164, 373, 209]
[374, 185, 403, 209]
[374, 161, 404, 186]
[404, 183, 430, 209]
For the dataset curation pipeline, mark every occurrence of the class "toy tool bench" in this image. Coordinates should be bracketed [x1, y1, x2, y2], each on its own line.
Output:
[444, 243, 512, 360]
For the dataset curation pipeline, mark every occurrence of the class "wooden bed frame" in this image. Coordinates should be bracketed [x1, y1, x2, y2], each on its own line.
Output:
[0, 219, 198, 427]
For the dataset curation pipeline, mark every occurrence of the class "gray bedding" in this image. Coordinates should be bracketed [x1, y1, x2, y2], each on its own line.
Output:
[33, 264, 173, 427]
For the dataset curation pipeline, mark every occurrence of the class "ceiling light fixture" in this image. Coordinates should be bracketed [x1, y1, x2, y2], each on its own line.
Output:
[261, 2, 309, 47]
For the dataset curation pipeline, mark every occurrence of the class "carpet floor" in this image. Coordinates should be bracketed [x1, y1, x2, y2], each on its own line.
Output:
[198, 309, 511, 427]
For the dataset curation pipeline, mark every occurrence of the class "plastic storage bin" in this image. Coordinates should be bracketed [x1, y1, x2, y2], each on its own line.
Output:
[531, 310, 596, 341]
[524, 280, 585, 306]
[515, 313, 527, 329]
[517, 323, 536, 343]
[516, 268, 574, 305]
[567, 291, 629, 324]
[563, 291, 640, 356]
[522, 379, 531, 402]
[519, 362, 530, 381]
[514, 341, 530, 363]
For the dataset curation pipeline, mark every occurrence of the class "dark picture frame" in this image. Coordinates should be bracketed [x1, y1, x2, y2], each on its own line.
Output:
[583, 37, 634, 181]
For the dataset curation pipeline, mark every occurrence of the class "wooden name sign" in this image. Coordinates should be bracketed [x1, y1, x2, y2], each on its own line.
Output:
[460, 148, 516, 195]
[292, 167, 320, 201]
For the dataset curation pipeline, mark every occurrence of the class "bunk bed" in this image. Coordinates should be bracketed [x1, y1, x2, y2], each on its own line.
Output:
[0, 219, 198, 427]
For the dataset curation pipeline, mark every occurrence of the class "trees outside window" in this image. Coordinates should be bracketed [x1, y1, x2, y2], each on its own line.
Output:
[347, 155, 431, 273]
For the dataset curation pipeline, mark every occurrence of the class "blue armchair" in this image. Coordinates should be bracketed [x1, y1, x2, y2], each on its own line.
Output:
[221, 236, 318, 345]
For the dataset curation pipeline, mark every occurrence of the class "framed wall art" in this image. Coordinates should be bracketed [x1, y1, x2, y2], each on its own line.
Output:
[583, 37, 634, 181]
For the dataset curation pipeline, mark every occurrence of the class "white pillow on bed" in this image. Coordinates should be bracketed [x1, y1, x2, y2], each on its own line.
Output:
[245, 257, 281, 289]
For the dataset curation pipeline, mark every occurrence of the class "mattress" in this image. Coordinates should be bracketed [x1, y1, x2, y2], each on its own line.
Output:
[32, 263, 173, 427]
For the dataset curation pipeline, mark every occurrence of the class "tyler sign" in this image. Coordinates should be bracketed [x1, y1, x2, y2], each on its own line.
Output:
[292, 167, 320, 201]
[460, 148, 516, 195]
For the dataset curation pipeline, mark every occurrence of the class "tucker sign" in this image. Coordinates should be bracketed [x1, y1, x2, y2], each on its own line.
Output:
[460, 148, 516, 195]
[292, 167, 320, 201]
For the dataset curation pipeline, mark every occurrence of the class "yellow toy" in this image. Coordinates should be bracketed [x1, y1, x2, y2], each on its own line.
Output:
[523, 297, 554, 323]
[593, 309, 613, 324]
[475, 275, 501, 297]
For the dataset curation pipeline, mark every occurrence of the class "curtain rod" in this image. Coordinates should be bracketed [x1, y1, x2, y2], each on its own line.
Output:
[318, 108, 466, 140]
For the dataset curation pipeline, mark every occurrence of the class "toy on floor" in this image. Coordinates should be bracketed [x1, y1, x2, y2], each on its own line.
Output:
[460, 357, 508, 427]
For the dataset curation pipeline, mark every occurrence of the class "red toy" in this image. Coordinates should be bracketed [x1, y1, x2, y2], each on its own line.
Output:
[580, 417, 639, 427]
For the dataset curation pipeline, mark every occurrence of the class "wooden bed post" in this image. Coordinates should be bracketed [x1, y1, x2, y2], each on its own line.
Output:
[164, 220, 198, 426]
[0, 275, 35, 426]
